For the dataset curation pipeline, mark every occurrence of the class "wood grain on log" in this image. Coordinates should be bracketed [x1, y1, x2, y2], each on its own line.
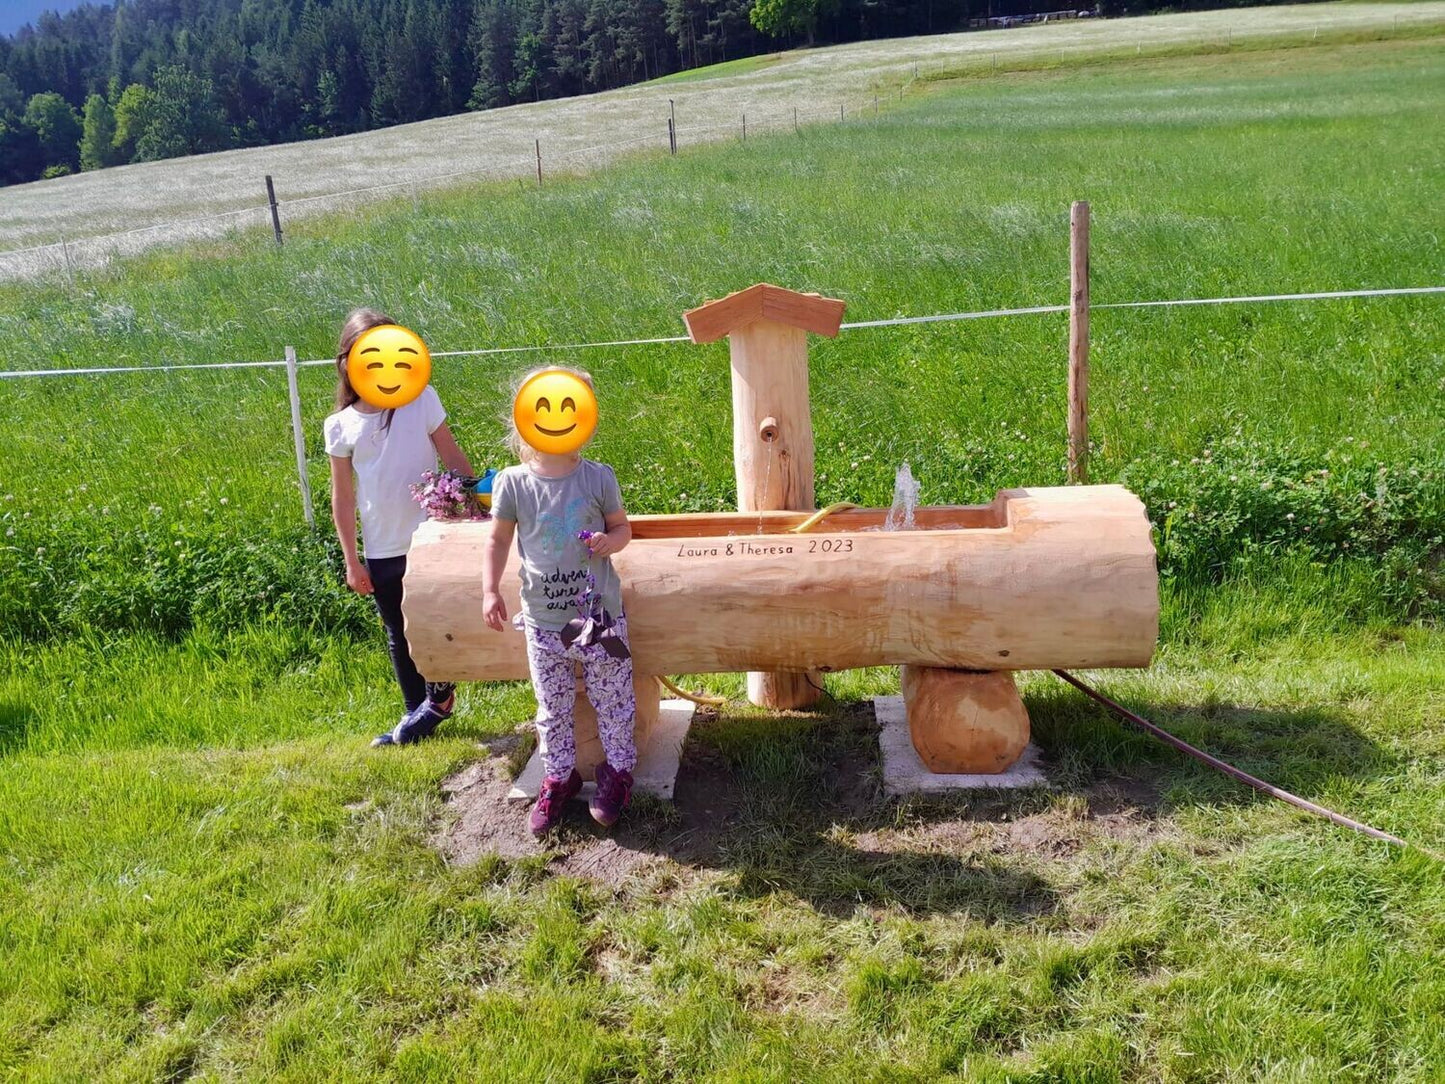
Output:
[403, 485, 1159, 683]
[902, 667, 1030, 774]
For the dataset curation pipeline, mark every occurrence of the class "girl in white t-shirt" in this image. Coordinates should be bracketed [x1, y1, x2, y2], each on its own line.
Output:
[324, 308, 475, 747]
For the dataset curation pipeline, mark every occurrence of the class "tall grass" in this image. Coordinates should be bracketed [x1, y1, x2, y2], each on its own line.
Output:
[1, 36, 1444, 1078]
[2, 37, 1442, 639]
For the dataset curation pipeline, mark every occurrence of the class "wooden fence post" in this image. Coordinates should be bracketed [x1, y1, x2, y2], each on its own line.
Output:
[59, 234, 75, 286]
[284, 346, 315, 528]
[1068, 201, 1090, 485]
[535, 139, 542, 186]
[265, 175, 283, 246]
[668, 117, 676, 154]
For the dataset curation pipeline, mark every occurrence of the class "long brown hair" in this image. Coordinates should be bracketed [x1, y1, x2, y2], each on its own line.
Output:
[335, 307, 397, 430]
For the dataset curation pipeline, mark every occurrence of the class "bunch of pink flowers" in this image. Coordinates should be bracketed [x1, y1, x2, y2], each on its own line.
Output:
[410, 469, 485, 521]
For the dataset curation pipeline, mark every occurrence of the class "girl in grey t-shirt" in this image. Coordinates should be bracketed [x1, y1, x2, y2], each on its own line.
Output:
[482, 367, 638, 836]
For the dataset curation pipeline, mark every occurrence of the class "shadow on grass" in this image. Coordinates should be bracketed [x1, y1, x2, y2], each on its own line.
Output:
[607, 704, 1061, 921]
[443, 683, 1397, 917]
[595, 687, 1398, 917]
[1024, 682, 1401, 810]
[0, 698, 34, 756]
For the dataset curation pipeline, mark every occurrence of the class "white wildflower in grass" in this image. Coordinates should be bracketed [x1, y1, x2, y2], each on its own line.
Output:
[1286, 513, 1295, 521]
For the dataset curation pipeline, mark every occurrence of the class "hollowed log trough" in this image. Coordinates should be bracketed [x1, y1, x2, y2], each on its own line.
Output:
[403, 484, 1158, 777]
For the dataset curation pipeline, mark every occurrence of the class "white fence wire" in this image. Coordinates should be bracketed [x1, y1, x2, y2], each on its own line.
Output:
[4, 280, 1441, 528]
[3, 285, 1441, 380]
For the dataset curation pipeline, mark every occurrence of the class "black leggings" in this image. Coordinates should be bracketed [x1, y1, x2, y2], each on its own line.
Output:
[366, 555, 454, 715]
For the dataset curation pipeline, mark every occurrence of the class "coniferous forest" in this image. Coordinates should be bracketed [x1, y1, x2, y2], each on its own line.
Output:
[0, 0, 1294, 186]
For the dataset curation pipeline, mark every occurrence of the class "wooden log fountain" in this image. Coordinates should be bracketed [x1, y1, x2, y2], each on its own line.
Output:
[403, 282, 1160, 780]
[403, 484, 1158, 772]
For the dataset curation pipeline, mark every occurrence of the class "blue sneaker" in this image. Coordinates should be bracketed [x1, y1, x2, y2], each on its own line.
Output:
[371, 715, 409, 748]
[388, 695, 455, 745]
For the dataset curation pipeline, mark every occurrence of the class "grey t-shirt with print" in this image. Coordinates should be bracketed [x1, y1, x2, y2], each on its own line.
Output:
[490, 459, 626, 631]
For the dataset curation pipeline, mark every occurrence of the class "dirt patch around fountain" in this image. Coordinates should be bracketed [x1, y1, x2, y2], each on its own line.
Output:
[433, 705, 1181, 900]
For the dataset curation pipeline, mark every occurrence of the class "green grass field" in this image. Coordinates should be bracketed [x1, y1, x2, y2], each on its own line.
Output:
[2, 28, 1444, 1081]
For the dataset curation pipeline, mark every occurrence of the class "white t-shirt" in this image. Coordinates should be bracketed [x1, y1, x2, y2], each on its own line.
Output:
[323, 385, 446, 560]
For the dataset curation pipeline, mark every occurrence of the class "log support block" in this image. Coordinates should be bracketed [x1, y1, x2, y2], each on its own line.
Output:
[901, 666, 1030, 774]
[571, 668, 660, 781]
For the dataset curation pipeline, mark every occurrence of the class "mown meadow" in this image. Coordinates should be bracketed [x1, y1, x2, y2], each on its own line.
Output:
[1, 31, 1443, 1081]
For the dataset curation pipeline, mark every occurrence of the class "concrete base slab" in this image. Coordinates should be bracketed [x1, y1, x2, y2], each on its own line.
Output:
[875, 695, 1049, 795]
[508, 698, 696, 803]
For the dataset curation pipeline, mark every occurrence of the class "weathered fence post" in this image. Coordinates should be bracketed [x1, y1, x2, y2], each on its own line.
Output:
[1068, 201, 1090, 485]
[284, 346, 315, 528]
[59, 234, 75, 286]
[535, 139, 543, 187]
[668, 117, 676, 154]
[265, 175, 283, 246]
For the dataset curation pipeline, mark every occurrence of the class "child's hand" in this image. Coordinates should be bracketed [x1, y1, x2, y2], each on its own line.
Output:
[346, 562, 374, 595]
[586, 531, 619, 557]
[483, 591, 507, 631]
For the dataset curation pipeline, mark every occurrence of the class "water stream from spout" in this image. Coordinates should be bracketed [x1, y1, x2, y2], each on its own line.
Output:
[756, 439, 775, 535]
[883, 462, 920, 531]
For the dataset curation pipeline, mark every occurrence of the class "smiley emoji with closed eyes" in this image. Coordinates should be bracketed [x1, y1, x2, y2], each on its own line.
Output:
[513, 369, 598, 455]
[347, 324, 432, 409]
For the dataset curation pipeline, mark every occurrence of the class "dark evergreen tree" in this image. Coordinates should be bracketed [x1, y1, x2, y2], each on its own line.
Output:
[0, 0, 1283, 186]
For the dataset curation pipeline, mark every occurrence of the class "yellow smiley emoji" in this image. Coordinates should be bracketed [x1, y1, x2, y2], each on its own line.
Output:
[347, 325, 432, 409]
[513, 370, 598, 455]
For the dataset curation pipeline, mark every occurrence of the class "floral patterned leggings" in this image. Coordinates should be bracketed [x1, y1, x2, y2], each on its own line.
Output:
[525, 614, 638, 779]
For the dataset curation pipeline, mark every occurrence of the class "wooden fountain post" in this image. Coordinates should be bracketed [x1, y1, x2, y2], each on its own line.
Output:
[683, 283, 847, 710]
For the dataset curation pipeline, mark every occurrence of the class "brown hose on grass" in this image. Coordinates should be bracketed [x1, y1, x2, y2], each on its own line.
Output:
[1051, 669, 1439, 860]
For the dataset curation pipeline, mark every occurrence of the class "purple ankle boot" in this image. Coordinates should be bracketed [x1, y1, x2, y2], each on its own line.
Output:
[589, 762, 634, 827]
[529, 769, 582, 836]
